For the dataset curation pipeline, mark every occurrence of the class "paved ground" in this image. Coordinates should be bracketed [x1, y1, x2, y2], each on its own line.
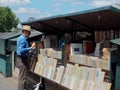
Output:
[0, 73, 18, 90]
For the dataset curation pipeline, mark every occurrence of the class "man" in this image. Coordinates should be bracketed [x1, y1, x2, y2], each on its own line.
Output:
[17, 25, 35, 90]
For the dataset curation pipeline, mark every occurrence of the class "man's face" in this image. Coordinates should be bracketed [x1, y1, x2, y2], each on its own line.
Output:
[24, 30, 31, 37]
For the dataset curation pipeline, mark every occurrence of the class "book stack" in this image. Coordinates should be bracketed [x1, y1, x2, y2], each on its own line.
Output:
[45, 48, 62, 59]
[40, 48, 46, 55]
[34, 54, 65, 83]
[69, 54, 110, 71]
[61, 63, 111, 90]
[34, 54, 57, 80]
[54, 66, 65, 83]
[94, 30, 120, 43]
[54, 51, 62, 59]
[46, 48, 53, 57]
[94, 30, 114, 43]
[34, 54, 111, 90]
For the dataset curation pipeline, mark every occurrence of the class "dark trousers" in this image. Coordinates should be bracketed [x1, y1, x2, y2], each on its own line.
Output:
[17, 56, 28, 90]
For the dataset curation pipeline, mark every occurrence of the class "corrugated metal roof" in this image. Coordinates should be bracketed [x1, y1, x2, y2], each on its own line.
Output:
[9, 30, 42, 41]
[0, 32, 21, 39]
[0, 30, 42, 40]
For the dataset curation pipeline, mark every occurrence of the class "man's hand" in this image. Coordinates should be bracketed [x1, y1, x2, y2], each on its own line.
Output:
[30, 42, 35, 49]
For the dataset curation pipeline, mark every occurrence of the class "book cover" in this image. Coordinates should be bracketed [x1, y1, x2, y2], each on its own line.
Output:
[78, 80, 85, 90]
[55, 66, 65, 83]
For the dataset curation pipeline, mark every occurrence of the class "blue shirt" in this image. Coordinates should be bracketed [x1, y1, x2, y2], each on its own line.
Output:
[17, 34, 31, 57]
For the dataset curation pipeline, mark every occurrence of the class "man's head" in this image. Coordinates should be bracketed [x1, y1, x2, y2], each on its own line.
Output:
[22, 25, 31, 37]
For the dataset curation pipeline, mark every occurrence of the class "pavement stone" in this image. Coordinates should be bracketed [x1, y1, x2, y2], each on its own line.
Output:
[0, 73, 18, 90]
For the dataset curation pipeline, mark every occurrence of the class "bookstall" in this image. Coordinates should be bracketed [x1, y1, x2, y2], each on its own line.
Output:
[0, 32, 21, 77]
[22, 6, 120, 90]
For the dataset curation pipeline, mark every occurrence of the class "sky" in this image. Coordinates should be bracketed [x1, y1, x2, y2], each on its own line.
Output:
[0, 0, 120, 23]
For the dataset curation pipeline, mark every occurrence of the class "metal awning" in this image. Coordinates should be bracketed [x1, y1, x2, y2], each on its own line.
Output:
[9, 30, 43, 42]
[110, 38, 120, 45]
[22, 6, 120, 35]
[0, 32, 21, 40]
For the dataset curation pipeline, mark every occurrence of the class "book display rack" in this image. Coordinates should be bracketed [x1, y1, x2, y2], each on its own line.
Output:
[28, 30, 116, 90]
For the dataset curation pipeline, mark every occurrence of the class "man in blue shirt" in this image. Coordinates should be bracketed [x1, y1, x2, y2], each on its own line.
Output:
[17, 25, 35, 90]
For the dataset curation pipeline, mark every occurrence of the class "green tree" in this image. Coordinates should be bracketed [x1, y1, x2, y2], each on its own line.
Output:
[0, 6, 19, 32]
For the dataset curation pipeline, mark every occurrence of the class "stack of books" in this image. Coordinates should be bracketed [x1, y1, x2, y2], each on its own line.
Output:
[40, 48, 62, 59]
[69, 54, 110, 71]
[34, 54, 111, 90]
[34, 54, 57, 80]
[61, 64, 111, 90]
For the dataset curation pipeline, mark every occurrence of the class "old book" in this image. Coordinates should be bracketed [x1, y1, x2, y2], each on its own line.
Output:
[91, 58, 97, 68]
[70, 76, 77, 89]
[46, 48, 53, 57]
[86, 81, 95, 90]
[100, 71, 105, 82]
[34, 63, 39, 74]
[96, 58, 101, 68]
[100, 60, 105, 69]
[77, 67, 81, 80]
[88, 68, 96, 81]
[55, 66, 65, 83]
[95, 68, 101, 82]
[95, 82, 102, 90]
[72, 78, 81, 90]
[73, 64, 79, 76]
[47, 66, 52, 79]
[78, 80, 85, 90]
[52, 68, 58, 81]
[37, 54, 44, 64]
[79, 67, 84, 80]
[61, 64, 74, 87]
[84, 55, 89, 66]
[38, 65, 43, 75]
[94, 43, 101, 57]
[104, 60, 110, 70]
[81, 67, 89, 80]
[106, 82, 112, 90]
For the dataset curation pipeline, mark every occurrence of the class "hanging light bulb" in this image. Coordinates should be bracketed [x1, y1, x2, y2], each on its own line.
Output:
[98, 15, 101, 20]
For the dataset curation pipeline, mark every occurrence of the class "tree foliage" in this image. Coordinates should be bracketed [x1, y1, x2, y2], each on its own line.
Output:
[0, 6, 19, 32]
